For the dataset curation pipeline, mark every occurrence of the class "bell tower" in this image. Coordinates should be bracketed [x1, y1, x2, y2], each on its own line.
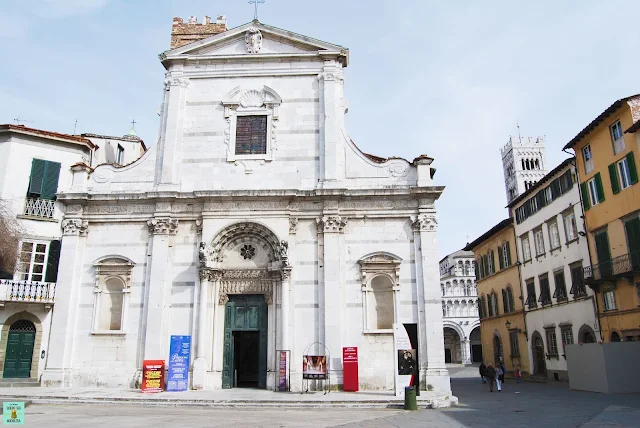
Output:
[501, 134, 548, 204]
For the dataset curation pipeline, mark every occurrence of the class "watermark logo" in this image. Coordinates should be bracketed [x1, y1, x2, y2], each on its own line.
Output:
[2, 402, 24, 425]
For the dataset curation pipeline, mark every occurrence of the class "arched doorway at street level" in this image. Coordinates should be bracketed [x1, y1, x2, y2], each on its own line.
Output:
[443, 327, 461, 363]
[3, 320, 36, 378]
[492, 333, 503, 365]
[531, 331, 547, 377]
[469, 327, 482, 363]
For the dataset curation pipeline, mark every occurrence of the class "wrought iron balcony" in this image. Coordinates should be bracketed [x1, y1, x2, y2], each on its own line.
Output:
[23, 197, 55, 219]
[583, 251, 640, 284]
[0, 279, 56, 305]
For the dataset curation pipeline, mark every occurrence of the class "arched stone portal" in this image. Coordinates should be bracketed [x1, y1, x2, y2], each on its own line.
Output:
[469, 326, 482, 363]
[193, 221, 290, 390]
[443, 327, 462, 363]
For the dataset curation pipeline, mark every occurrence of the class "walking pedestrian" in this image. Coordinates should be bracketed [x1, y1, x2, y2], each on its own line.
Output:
[485, 364, 496, 392]
[479, 361, 487, 384]
[515, 366, 522, 384]
[499, 358, 506, 384]
[495, 364, 504, 391]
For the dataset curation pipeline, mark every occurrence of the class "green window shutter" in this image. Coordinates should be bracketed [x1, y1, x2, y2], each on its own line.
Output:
[608, 162, 620, 194]
[506, 241, 512, 266]
[580, 182, 590, 211]
[595, 172, 605, 203]
[627, 151, 638, 184]
[490, 250, 496, 273]
[40, 161, 61, 200]
[28, 159, 46, 196]
[498, 246, 504, 270]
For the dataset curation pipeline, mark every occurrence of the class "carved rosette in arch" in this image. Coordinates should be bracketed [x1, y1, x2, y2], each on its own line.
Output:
[218, 269, 274, 305]
[62, 219, 89, 236]
[412, 214, 438, 232]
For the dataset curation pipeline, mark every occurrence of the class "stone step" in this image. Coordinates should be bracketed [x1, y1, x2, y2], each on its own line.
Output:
[0, 379, 41, 388]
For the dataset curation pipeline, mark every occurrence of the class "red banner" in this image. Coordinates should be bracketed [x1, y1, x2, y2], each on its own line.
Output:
[142, 360, 165, 393]
[342, 347, 358, 392]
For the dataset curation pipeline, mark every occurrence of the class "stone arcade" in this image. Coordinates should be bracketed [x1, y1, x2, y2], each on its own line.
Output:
[41, 18, 450, 396]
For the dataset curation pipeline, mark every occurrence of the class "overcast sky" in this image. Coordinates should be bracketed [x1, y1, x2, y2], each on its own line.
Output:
[1, 0, 639, 257]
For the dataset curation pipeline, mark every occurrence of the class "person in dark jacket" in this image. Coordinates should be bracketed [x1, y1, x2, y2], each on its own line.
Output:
[479, 362, 487, 384]
[485, 364, 496, 392]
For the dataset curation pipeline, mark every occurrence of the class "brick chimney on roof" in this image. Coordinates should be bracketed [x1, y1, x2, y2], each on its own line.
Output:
[170, 15, 228, 49]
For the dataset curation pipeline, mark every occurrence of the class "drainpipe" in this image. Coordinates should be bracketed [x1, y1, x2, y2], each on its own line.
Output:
[563, 151, 603, 342]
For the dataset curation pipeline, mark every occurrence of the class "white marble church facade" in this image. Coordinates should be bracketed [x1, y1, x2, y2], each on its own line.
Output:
[41, 19, 450, 396]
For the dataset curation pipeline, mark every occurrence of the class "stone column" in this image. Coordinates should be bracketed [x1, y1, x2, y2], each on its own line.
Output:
[143, 217, 178, 361]
[318, 62, 346, 185]
[413, 213, 451, 393]
[193, 267, 212, 389]
[156, 73, 188, 189]
[280, 268, 292, 351]
[462, 338, 471, 364]
[319, 214, 347, 384]
[41, 219, 88, 386]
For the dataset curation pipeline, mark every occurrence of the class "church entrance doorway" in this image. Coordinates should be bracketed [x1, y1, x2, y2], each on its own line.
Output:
[222, 294, 268, 389]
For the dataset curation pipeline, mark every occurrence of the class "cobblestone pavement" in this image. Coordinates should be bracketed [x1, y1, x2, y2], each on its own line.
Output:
[14, 366, 640, 427]
[339, 366, 640, 427]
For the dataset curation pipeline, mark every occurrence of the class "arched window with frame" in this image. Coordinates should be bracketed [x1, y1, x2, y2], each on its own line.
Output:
[92, 256, 135, 334]
[358, 253, 401, 333]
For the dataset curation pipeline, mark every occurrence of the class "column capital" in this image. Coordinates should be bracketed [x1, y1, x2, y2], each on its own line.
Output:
[218, 293, 229, 306]
[147, 218, 178, 235]
[199, 268, 223, 282]
[317, 215, 347, 234]
[280, 267, 292, 282]
[412, 214, 437, 232]
[62, 219, 88, 236]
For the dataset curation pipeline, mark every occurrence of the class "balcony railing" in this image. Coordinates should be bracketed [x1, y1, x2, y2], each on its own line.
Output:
[23, 197, 55, 219]
[583, 251, 640, 283]
[0, 280, 56, 304]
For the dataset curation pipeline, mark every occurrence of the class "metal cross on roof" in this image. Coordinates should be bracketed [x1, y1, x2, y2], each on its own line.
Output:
[249, 0, 265, 20]
[131, 119, 136, 129]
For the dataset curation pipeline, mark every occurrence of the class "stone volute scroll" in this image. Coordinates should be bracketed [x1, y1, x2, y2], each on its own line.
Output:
[62, 219, 89, 236]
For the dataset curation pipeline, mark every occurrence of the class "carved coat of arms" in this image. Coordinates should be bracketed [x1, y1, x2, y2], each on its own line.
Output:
[245, 28, 263, 53]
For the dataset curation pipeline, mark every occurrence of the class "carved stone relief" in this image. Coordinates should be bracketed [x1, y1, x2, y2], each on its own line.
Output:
[62, 219, 89, 236]
[289, 218, 298, 234]
[412, 214, 438, 232]
[147, 218, 179, 235]
[318, 215, 348, 233]
[245, 28, 263, 53]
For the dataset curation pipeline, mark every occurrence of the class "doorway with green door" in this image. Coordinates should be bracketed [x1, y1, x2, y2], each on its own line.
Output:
[3, 320, 36, 379]
[222, 294, 268, 389]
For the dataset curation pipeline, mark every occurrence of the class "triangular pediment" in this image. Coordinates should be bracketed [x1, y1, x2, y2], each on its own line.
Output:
[161, 21, 349, 65]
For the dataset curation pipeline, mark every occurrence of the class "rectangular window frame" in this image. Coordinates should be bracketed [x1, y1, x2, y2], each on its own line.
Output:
[610, 120, 625, 155]
[534, 228, 545, 257]
[582, 144, 594, 174]
[116, 144, 125, 164]
[509, 330, 520, 358]
[521, 235, 532, 262]
[603, 289, 616, 311]
[525, 278, 537, 309]
[16, 240, 50, 282]
[587, 177, 601, 206]
[545, 327, 559, 358]
[563, 210, 578, 243]
[227, 110, 274, 163]
[548, 221, 561, 250]
[618, 157, 632, 190]
[553, 269, 568, 302]
[560, 326, 574, 354]
[538, 273, 551, 306]
[569, 261, 586, 297]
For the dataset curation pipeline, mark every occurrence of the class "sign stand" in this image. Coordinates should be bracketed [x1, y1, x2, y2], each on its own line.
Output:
[301, 342, 330, 395]
[275, 349, 291, 392]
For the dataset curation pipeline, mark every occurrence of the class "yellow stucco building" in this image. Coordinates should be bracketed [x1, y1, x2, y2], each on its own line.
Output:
[563, 94, 640, 342]
[465, 218, 530, 375]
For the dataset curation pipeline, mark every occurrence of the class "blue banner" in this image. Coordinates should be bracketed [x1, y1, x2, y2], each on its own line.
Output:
[167, 335, 191, 392]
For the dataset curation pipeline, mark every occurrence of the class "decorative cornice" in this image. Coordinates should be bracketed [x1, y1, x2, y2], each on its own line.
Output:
[412, 214, 437, 232]
[147, 218, 178, 235]
[318, 215, 347, 233]
[62, 219, 89, 236]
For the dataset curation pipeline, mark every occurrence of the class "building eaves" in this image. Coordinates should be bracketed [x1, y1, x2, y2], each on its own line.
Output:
[81, 133, 147, 151]
[625, 120, 640, 134]
[464, 218, 513, 252]
[506, 157, 574, 209]
[0, 124, 96, 149]
[562, 94, 640, 150]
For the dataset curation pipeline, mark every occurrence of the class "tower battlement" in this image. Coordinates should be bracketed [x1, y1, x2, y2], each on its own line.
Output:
[501, 136, 545, 158]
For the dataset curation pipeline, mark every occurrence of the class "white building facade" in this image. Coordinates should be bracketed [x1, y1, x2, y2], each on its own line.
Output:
[41, 19, 452, 398]
[439, 250, 481, 364]
[0, 125, 96, 382]
[502, 135, 549, 204]
[510, 159, 599, 381]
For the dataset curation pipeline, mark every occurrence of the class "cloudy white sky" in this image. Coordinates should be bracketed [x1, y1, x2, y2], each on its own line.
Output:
[1, 0, 639, 257]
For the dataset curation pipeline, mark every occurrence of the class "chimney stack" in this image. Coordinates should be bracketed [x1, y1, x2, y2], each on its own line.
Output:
[170, 14, 228, 49]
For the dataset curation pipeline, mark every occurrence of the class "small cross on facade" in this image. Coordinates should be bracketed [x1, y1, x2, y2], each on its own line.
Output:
[249, 0, 265, 20]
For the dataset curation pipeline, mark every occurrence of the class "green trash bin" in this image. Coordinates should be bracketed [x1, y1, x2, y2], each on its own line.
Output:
[404, 386, 417, 410]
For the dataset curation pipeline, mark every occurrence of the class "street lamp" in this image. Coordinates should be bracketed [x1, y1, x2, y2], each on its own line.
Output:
[505, 320, 511, 330]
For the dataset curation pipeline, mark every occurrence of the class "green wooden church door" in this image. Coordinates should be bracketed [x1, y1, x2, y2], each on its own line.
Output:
[3, 320, 36, 378]
[222, 294, 268, 389]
